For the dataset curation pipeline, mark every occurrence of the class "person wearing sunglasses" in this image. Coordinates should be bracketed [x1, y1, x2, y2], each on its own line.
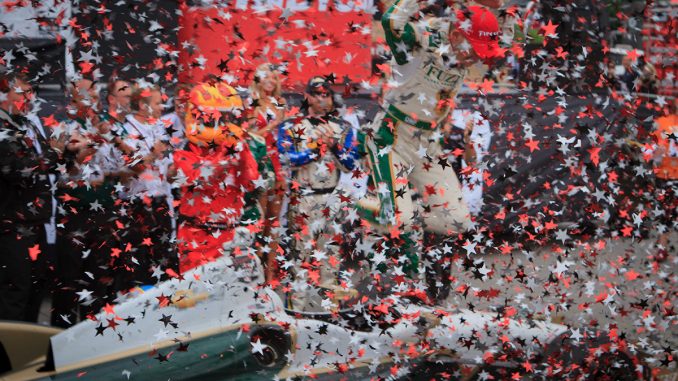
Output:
[276, 75, 358, 311]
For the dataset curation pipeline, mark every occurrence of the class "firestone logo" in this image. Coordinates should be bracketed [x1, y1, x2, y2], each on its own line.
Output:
[478, 31, 499, 37]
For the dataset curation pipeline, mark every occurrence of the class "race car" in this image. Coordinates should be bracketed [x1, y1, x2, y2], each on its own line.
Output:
[0, 253, 652, 380]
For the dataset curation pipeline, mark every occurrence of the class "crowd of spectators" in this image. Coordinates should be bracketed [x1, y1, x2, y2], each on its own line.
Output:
[604, 55, 659, 94]
[0, 63, 396, 325]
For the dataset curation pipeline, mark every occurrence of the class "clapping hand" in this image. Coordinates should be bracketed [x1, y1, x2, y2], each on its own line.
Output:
[463, 118, 477, 164]
[66, 133, 97, 163]
[313, 124, 336, 145]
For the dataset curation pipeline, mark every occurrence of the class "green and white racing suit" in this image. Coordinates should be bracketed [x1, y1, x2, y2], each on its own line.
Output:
[360, 0, 471, 235]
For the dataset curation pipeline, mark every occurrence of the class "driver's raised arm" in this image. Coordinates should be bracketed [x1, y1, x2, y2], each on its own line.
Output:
[381, 0, 421, 65]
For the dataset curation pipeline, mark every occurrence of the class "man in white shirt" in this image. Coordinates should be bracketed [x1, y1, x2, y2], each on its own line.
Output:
[160, 83, 190, 150]
[117, 85, 177, 289]
[51, 77, 131, 327]
[449, 109, 492, 216]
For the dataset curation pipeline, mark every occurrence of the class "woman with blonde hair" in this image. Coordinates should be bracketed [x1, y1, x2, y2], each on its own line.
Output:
[248, 63, 286, 132]
[243, 63, 288, 281]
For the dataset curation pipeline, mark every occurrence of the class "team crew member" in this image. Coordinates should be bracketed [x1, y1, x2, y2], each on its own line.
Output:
[0, 73, 62, 322]
[277, 76, 358, 311]
[447, 109, 491, 216]
[161, 83, 191, 150]
[174, 82, 259, 273]
[651, 102, 677, 262]
[52, 77, 128, 326]
[118, 85, 178, 287]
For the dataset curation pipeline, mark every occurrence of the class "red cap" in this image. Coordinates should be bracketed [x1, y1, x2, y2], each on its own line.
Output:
[455, 6, 502, 60]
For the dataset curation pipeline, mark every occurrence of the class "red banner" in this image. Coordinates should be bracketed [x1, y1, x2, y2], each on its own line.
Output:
[178, 1, 373, 89]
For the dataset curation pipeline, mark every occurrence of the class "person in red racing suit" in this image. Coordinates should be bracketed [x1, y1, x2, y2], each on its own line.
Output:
[174, 82, 259, 273]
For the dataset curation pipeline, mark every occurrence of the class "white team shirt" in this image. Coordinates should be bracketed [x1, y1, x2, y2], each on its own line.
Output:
[120, 115, 173, 200]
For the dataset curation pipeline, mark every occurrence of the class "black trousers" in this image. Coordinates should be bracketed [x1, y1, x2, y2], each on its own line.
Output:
[423, 231, 468, 304]
[115, 197, 177, 290]
[52, 209, 119, 327]
[0, 224, 48, 322]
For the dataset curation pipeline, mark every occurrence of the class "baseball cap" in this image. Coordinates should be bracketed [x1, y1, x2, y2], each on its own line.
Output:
[455, 6, 502, 60]
[306, 76, 333, 94]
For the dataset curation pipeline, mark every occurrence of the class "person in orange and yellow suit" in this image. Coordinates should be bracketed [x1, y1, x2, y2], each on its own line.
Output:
[173, 82, 260, 273]
[651, 101, 677, 262]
